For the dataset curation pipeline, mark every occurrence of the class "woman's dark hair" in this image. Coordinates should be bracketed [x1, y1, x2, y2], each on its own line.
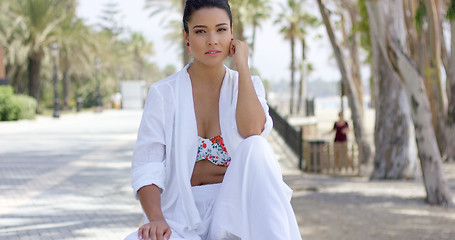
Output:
[183, 0, 232, 34]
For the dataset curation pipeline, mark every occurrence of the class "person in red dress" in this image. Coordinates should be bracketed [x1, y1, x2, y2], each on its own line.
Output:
[328, 111, 351, 171]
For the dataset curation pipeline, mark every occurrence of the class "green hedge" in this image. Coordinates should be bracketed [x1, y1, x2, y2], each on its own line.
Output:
[0, 86, 37, 121]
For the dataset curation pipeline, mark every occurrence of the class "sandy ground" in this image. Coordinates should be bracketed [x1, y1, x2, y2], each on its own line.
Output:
[281, 108, 455, 240]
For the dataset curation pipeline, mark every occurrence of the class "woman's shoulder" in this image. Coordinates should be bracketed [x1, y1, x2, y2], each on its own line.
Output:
[149, 67, 187, 93]
[153, 71, 179, 88]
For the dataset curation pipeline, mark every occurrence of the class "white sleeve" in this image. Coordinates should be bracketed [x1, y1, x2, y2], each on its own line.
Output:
[131, 86, 166, 199]
[251, 75, 273, 137]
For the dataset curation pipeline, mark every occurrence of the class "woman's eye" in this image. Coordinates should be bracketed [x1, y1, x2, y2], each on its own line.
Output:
[195, 30, 205, 34]
[217, 28, 227, 32]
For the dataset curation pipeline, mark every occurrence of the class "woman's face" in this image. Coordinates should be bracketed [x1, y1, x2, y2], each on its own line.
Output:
[184, 7, 233, 67]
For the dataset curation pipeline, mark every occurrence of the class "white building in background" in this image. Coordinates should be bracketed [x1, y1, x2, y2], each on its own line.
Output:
[120, 81, 147, 109]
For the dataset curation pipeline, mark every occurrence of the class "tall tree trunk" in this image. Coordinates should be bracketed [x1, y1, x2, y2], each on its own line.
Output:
[297, 39, 306, 115]
[134, 48, 144, 80]
[289, 35, 296, 116]
[424, 0, 449, 159]
[403, 0, 420, 61]
[251, 22, 258, 69]
[8, 64, 26, 93]
[441, 24, 451, 102]
[317, 0, 372, 164]
[62, 65, 70, 111]
[0, 46, 5, 79]
[369, 0, 418, 179]
[369, 63, 375, 108]
[28, 57, 42, 113]
[367, 0, 452, 206]
[447, 19, 455, 162]
[341, 0, 364, 114]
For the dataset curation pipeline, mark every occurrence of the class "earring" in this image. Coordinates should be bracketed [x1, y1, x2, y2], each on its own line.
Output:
[186, 42, 190, 46]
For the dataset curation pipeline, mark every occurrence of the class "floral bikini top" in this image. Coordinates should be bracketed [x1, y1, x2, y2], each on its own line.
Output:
[196, 135, 231, 166]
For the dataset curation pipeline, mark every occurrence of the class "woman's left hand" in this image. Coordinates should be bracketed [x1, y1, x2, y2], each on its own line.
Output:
[229, 39, 249, 70]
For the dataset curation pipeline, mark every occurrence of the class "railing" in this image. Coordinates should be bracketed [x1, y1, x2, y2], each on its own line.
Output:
[303, 141, 361, 175]
[0, 78, 10, 85]
[268, 105, 303, 169]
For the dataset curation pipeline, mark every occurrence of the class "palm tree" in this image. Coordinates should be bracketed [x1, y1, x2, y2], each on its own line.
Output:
[145, 0, 188, 65]
[98, 1, 124, 38]
[58, 18, 95, 110]
[0, 0, 30, 93]
[244, 0, 273, 68]
[9, 0, 66, 112]
[275, 0, 306, 116]
[296, 12, 319, 115]
[0, 1, 8, 81]
[127, 32, 155, 80]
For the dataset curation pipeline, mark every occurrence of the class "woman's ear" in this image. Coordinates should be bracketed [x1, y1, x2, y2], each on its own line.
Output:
[183, 29, 189, 44]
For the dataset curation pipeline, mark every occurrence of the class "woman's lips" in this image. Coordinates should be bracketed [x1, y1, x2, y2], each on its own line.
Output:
[205, 50, 221, 56]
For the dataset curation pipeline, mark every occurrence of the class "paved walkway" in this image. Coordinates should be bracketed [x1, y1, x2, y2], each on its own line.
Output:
[2, 109, 455, 240]
[0, 109, 301, 240]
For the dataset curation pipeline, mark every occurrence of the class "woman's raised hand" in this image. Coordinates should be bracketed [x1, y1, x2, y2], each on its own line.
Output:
[229, 39, 249, 70]
[137, 219, 171, 240]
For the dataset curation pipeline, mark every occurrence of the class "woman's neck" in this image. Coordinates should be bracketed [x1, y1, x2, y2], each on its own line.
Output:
[188, 61, 226, 88]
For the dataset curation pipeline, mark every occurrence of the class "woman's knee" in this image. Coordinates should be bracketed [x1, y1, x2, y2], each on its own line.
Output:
[239, 135, 269, 153]
[235, 135, 276, 166]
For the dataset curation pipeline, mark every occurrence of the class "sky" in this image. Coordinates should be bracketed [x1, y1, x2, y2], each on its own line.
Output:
[76, 0, 346, 83]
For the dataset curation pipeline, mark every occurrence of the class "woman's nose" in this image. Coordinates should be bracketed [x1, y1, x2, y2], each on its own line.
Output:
[207, 33, 218, 45]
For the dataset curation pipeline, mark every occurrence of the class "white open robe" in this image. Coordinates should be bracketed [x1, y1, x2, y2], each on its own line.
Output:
[131, 64, 298, 239]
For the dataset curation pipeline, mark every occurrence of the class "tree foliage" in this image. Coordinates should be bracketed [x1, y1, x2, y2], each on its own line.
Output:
[447, 0, 455, 20]
[415, 0, 427, 33]
[0, 0, 166, 112]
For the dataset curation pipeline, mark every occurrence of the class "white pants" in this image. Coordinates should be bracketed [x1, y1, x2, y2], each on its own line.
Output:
[125, 136, 301, 240]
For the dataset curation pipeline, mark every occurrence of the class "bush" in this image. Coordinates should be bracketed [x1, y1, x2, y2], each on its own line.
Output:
[11, 95, 37, 120]
[0, 86, 37, 121]
[0, 86, 14, 121]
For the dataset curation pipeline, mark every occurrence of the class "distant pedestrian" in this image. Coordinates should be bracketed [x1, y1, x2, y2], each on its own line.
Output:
[113, 92, 122, 109]
[124, 0, 301, 239]
[327, 111, 351, 170]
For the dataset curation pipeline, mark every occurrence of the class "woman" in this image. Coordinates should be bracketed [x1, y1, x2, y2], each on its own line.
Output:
[125, 0, 301, 239]
[329, 111, 350, 170]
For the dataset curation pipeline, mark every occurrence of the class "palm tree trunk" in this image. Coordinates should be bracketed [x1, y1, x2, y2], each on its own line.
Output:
[297, 39, 306, 115]
[367, 0, 452, 206]
[0, 46, 5, 79]
[62, 65, 70, 110]
[317, 0, 372, 164]
[289, 36, 296, 116]
[235, 15, 245, 41]
[28, 57, 42, 113]
[251, 22, 258, 69]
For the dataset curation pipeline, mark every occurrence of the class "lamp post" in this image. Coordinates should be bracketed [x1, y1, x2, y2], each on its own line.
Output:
[50, 43, 60, 118]
[95, 58, 102, 112]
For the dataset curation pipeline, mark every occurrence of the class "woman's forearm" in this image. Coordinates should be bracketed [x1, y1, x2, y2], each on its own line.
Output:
[137, 184, 165, 221]
[235, 65, 266, 138]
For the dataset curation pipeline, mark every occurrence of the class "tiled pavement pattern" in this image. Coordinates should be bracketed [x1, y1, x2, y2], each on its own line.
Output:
[0, 110, 301, 240]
